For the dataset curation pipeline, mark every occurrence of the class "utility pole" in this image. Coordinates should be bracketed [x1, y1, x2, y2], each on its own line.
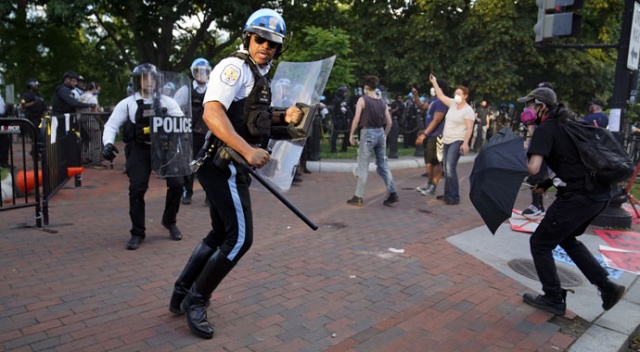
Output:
[592, 0, 640, 228]
[610, 0, 640, 133]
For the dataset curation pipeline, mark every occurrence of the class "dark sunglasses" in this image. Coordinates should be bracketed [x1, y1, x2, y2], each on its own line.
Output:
[253, 35, 279, 49]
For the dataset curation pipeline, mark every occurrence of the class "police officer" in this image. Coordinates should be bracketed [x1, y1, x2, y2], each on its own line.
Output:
[102, 63, 185, 250]
[175, 58, 212, 205]
[72, 75, 86, 100]
[21, 79, 47, 127]
[51, 71, 93, 115]
[330, 85, 350, 153]
[169, 9, 302, 339]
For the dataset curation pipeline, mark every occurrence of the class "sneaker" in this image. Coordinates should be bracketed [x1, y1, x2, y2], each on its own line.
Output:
[599, 279, 626, 310]
[523, 292, 566, 315]
[383, 192, 399, 206]
[424, 184, 436, 195]
[416, 186, 429, 196]
[181, 194, 192, 205]
[522, 204, 544, 217]
[347, 196, 363, 207]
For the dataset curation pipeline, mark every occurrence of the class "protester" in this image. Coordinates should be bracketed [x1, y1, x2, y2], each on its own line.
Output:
[517, 86, 625, 315]
[429, 74, 474, 205]
[583, 99, 608, 128]
[78, 82, 100, 113]
[346, 75, 398, 207]
[522, 82, 554, 217]
[414, 79, 450, 196]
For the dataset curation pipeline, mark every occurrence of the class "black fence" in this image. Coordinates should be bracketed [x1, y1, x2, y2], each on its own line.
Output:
[78, 112, 112, 168]
[1, 111, 113, 229]
[0, 117, 42, 227]
[624, 136, 640, 166]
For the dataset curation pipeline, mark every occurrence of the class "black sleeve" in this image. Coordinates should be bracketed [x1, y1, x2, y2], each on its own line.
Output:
[527, 123, 553, 158]
[56, 86, 90, 108]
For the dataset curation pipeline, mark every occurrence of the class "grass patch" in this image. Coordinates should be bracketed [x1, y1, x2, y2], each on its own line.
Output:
[316, 135, 420, 160]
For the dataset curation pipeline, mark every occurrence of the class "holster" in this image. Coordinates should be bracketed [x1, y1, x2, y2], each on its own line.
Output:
[123, 120, 136, 143]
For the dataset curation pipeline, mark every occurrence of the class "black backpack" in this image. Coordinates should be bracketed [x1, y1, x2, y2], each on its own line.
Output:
[559, 118, 634, 189]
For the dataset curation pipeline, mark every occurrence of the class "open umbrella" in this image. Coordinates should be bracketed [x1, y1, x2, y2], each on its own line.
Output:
[470, 127, 529, 234]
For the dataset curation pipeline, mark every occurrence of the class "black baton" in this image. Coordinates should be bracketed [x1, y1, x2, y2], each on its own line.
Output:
[222, 146, 319, 231]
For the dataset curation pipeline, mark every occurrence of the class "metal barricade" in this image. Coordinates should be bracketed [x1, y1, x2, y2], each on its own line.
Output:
[40, 114, 83, 225]
[624, 135, 640, 165]
[78, 112, 112, 168]
[0, 117, 42, 227]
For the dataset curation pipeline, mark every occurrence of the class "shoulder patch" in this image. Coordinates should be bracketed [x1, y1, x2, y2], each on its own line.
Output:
[221, 64, 241, 86]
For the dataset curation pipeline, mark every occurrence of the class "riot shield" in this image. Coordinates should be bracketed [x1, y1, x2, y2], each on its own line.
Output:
[150, 71, 193, 177]
[257, 56, 335, 191]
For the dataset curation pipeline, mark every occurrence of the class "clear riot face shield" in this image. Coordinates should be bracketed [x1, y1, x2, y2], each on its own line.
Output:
[257, 56, 336, 191]
[149, 71, 193, 177]
[191, 66, 211, 85]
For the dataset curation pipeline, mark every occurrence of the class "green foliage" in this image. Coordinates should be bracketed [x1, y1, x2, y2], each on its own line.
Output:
[282, 26, 356, 93]
[0, 0, 630, 117]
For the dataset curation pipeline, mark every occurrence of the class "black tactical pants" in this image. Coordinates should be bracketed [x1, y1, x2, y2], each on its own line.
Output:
[125, 142, 183, 238]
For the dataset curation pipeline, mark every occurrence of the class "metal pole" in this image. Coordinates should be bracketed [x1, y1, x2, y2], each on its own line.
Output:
[594, 0, 638, 228]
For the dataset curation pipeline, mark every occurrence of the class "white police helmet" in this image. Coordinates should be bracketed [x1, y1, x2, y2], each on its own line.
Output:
[190, 58, 211, 82]
[243, 9, 286, 44]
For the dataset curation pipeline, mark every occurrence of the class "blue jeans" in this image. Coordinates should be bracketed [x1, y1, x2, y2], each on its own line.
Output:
[355, 128, 396, 197]
[442, 140, 463, 202]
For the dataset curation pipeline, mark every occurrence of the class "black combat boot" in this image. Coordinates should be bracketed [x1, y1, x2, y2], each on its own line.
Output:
[181, 249, 235, 339]
[169, 242, 215, 314]
[598, 278, 625, 311]
[523, 288, 571, 315]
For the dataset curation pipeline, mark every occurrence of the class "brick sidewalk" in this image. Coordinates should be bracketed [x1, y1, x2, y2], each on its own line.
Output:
[1, 156, 579, 351]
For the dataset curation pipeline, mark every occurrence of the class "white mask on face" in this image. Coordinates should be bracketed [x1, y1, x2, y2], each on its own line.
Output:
[430, 87, 436, 97]
[452, 94, 462, 104]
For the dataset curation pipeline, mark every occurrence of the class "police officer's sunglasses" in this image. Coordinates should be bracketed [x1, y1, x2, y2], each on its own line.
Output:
[253, 35, 279, 49]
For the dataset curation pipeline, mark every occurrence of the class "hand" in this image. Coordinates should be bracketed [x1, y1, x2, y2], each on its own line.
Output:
[349, 135, 356, 146]
[531, 184, 545, 194]
[102, 143, 119, 161]
[429, 74, 437, 85]
[459, 144, 469, 156]
[416, 134, 426, 145]
[245, 147, 271, 169]
[284, 105, 303, 125]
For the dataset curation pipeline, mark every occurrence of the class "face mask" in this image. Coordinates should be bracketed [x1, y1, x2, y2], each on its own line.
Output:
[452, 95, 462, 104]
[430, 87, 436, 97]
[520, 107, 537, 124]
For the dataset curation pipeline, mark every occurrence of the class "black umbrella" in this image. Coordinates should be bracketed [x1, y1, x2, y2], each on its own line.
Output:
[469, 127, 529, 234]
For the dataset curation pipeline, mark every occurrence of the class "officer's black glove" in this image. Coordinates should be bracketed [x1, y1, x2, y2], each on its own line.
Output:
[102, 143, 119, 161]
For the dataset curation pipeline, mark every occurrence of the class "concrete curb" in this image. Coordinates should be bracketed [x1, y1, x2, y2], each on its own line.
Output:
[306, 154, 477, 173]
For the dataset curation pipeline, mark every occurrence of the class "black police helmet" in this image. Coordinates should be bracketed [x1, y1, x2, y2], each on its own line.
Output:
[26, 79, 39, 89]
[63, 71, 80, 80]
[130, 63, 160, 93]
